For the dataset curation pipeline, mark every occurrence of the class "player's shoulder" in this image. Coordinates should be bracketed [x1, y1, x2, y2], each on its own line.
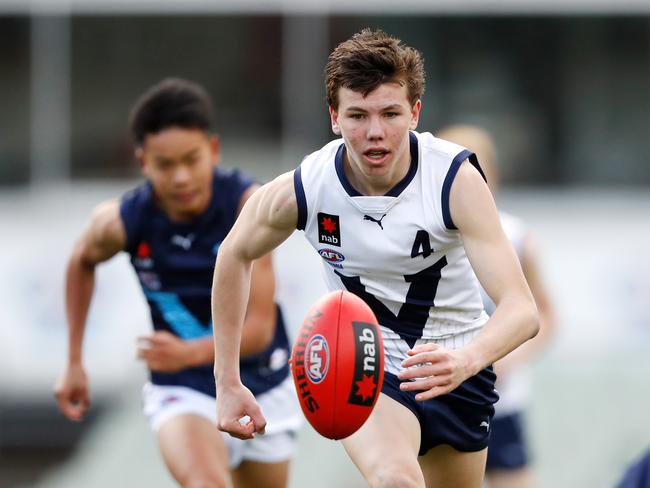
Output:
[118, 181, 153, 249]
[414, 130, 469, 161]
[299, 138, 344, 169]
[120, 179, 153, 216]
[239, 170, 298, 232]
[213, 165, 254, 188]
[266, 171, 298, 210]
[86, 198, 125, 247]
[90, 198, 121, 225]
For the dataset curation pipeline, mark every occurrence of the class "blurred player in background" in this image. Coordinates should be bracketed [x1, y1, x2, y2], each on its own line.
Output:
[615, 447, 650, 488]
[212, 29, 539, 487]
[54, 78, 301, 488]
[438, 124, 556, 488]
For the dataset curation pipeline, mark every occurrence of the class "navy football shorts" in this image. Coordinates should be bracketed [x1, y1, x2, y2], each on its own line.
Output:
[486, 411, 529, 470]
[382, 367, 498, 456]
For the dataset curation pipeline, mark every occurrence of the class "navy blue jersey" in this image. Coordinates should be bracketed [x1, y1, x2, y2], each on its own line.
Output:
[120, 167, 290, 397]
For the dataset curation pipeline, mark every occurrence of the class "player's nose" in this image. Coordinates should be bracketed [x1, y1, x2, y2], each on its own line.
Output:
[172, 165, 192, 185]
[366, 115, 385, 140]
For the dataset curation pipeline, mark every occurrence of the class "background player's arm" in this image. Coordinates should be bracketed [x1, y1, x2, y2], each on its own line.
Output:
[54, 200, 126, 420]
[212, 171, 297, 439]
[494, 235, 556, 379]
[400, 161, 539, 400]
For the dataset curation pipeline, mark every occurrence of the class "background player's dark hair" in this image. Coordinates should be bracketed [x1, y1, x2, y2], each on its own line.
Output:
[325, 29, 425, 109]
[129, 78, 214, 145]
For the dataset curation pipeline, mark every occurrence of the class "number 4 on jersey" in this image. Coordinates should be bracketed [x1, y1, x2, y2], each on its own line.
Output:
[336, 230, 446, 347]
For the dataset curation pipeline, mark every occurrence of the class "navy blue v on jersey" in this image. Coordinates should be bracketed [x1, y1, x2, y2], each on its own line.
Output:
[120, 167, 290, 397]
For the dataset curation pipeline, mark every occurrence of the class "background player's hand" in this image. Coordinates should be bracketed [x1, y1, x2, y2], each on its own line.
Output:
[136, 331, 192, 373]
[397, 343, 473, 401]
[216, 382, 266, 440]
[54, 363, 91, 421]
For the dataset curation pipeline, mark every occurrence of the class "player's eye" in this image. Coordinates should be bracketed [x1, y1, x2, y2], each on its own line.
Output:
[156, 160, 172, 170]
[349, 113, 366, 120]
[384, 112, 399, 118]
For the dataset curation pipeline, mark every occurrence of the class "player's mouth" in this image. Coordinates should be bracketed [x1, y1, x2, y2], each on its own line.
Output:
[363, 148, 390, 165]
[174, 190, 198, 206]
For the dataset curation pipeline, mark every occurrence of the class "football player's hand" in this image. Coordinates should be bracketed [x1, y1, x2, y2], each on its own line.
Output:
[216, 382, 266, 440]
[137, 331, 190, 373]
[397, 343, 473, 401]
[54, 363, 91, 421]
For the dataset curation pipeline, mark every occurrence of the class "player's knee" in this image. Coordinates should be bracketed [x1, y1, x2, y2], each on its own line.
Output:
[182, 472, 229, 488]
[369, 466, 423, 488]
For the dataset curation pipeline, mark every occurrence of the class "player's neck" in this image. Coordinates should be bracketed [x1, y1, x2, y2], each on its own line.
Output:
[156, 189, 212, 223]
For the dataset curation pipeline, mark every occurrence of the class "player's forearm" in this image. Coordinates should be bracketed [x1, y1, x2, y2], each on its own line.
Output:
[212, 247, 252, 385]
[65, 253, 96, 365]
[463, 295, 539, 375]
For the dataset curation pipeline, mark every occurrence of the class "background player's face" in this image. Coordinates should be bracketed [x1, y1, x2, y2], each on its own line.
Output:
[436, 125, 499, 193]
[329, 81, 420, 192]
[137, 127, 220, 221]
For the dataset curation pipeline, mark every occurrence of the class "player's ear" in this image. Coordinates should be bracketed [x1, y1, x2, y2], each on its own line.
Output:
[409, 99, 421, 130]
[210, 134, 221, 166]
[329, 106, 341, 136]
[135, 146, 147, 175]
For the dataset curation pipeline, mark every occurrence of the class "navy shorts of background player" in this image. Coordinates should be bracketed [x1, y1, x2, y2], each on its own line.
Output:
[120, 167, 290, 397]
[485, 412, 529, 469]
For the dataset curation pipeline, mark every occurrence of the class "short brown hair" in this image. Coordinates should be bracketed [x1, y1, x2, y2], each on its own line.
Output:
[325, 29, 425, 109]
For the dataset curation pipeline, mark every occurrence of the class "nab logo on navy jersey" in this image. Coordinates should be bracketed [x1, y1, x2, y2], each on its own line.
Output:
[318, 212, 341, 247]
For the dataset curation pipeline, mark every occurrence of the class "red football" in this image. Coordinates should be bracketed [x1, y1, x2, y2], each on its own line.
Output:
[290, 290, 384, 440]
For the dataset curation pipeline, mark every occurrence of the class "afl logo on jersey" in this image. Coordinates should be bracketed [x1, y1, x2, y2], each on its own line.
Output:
[318, 248, 345, 269]
[305, 334, 330, 384]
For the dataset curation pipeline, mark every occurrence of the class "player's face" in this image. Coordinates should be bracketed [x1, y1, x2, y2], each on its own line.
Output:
[138, 127, 220, 221]
[329, 81, 421, 195]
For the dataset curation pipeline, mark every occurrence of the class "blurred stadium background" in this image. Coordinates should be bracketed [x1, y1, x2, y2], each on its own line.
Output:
[0, 1, 648, 487]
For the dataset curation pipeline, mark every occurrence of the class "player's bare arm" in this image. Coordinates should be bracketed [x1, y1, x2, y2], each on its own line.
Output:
[212, 171, 297, 439]
[236, 183, 279, 356]
[54, 200, 126, 420]
[399, 161, 539, 400]
[454, 161, 539, 367]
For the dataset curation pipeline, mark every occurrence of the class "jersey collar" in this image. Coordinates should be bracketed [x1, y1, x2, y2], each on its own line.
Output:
[335, 131, 419, 198]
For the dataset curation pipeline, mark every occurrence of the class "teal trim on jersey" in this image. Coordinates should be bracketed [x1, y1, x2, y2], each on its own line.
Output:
[145, 291, 212, 339]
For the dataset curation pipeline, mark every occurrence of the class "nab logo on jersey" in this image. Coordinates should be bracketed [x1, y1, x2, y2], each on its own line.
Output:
[318, 212, 341, 247]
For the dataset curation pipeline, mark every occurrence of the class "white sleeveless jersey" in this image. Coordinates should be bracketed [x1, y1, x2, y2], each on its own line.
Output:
[294, 131, 489, 374]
